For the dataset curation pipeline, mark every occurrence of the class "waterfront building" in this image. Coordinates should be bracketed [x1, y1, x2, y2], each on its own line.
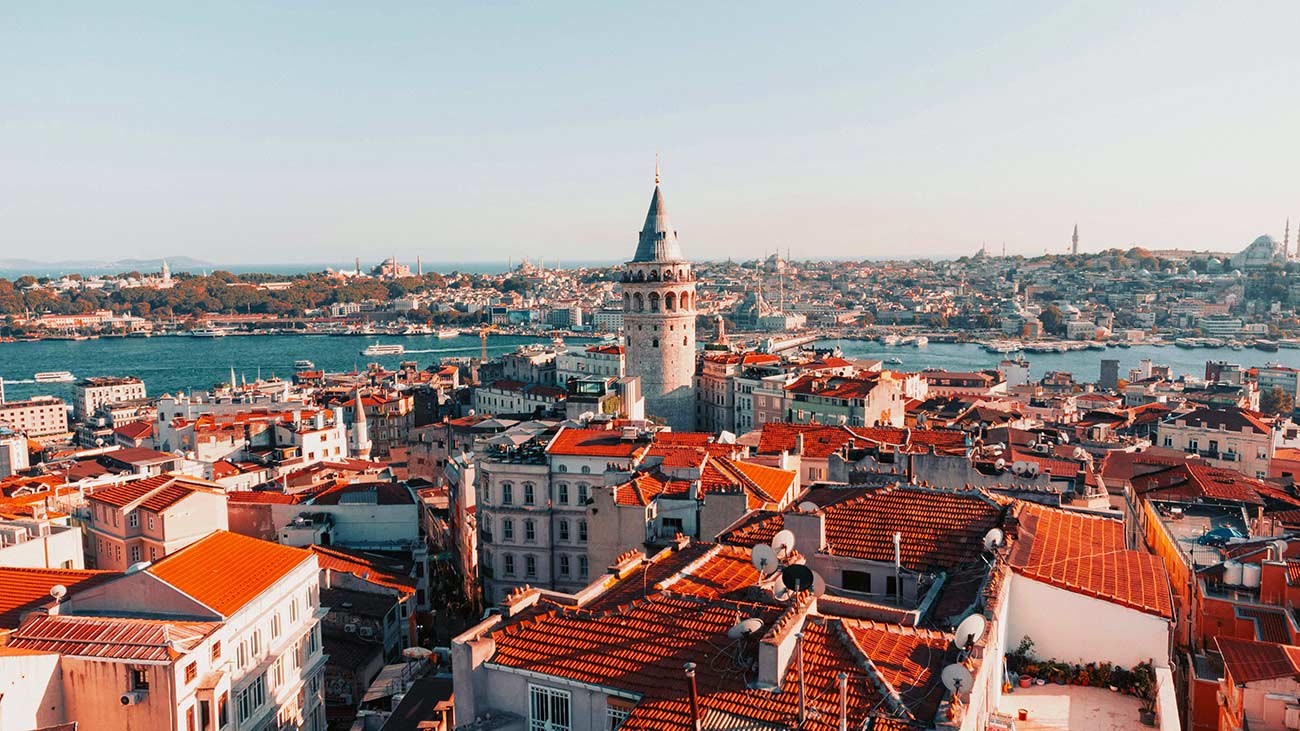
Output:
[74, 375, 146, 422]
[1157, 406, 1279, 478]
[0, 396, 69, 438]
[620, 168, 697, 430]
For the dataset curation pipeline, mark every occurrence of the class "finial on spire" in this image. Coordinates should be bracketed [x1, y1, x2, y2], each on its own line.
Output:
[655, 153, 661, 186]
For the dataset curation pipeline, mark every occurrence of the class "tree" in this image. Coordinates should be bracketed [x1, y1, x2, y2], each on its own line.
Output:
[1261, 386, 1295, 417]
[1038, 305, 1065, 336]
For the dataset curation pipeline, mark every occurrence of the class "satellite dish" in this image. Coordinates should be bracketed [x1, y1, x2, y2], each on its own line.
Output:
[727, 617, 765, 639]
[772, 580, 793, 602]
[126, 561, 152, 575]
[49, 584, 67, 601]
[781, 564, 816, 593]
[403, 646, 434, 660]
[994, 458, 1006, 470]
[771, 530, 796, 557]
[941, 663, 975, 694]
[982, 528, 1005, 552]
[1274, 539, 1288, 558]
[953, 614, 987, 650]
[751, 544, 779, 575]
[811, 571, 826, 598]
[797, 501, 819, 513]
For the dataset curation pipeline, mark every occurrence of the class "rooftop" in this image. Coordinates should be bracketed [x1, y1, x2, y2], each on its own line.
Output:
[146, 530, 313, 617]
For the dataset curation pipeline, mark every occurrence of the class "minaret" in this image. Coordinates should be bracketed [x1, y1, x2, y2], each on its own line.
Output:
[1286, 218, 1291, 260]
[350, 391, 372, 459]
[161, 260, 171, 286]
[1072, 224, 1079, 256]
[620, 160, 697, 430]
[417, 255, 422, 276]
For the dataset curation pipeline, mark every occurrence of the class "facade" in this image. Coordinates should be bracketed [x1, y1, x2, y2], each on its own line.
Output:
[1157, 406, 1276, 478]
[0, 426, 29, 477]
[0, 396, 69, 437]
[85, 474, 230, 570]
[620, 172, 697, 430]
[555, 343, 625, 386]
[75, 376, 147, 422]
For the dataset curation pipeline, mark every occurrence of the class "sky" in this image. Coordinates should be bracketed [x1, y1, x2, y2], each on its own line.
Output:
[3, 2, 1299, 265]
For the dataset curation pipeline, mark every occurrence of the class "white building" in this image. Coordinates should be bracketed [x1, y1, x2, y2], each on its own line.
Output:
[75, 376, 147, 422]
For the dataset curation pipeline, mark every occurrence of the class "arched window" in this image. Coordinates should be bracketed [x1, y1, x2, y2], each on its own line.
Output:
[557, 464, 568, 473]
[623, 292, 630, 309]
[683, 336, 688, 346]
[501, 482, 513, 505]
[634, 270, 644, 282]
[680, 292, 690, 310]
[664, 292, 676, 311]
[649, 292, 660, 311]
[649, 270, 659, 281]
[523, 482, 535, 505]
[633, 292, 644, 312]
[664, 269, 674, 280]
[652, 338, 660, 348]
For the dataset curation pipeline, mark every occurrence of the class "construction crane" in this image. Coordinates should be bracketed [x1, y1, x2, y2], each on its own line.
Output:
[478, 323, 498, 361]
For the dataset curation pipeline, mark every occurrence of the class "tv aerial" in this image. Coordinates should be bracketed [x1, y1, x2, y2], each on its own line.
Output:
[751, 544, 779, 576]
[771, 529, 796, 558]
[982, 528, 1005, 552]
[726, 617, 765, 639]
[953, 614, 987, 651]
[941, 663, 974, 694]
[780, 564, 816, 594]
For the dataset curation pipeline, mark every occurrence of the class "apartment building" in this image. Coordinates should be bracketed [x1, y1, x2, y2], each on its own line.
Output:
[1157, 406, 1277, 478]
[3, 531, 326, 731]
[85, 474, 229, 569]
[75, 375, 147, 422]
[0, 396, 69, 437]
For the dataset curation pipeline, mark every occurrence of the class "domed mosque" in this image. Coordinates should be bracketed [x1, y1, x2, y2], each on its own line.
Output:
[1230, 234, 1285, 270]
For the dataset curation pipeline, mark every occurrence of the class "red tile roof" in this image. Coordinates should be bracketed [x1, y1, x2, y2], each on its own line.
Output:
[146, 531, 313, 616]
[545, 426, 650, 459]
[0, 567, 120, 630]
[1216, 635, 1300, 683]
[310, 545, 417, 594]
[1008, 503, 1172, 618]
[112, 420, 154, 440]
[1237, 606, 1293, 644]
[722, 486, 1005, 572]
[756, 423, 855, 459]
[9, 614, 216, 661]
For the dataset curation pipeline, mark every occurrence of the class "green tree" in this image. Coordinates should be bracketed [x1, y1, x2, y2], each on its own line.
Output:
[1261, 386, 1295, 417]
[1038, 305, 1065, 335]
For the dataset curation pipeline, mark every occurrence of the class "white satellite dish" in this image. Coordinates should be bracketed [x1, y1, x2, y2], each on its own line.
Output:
[49, 584, 67, 601]
[126, 561, 151, 575]
[797, 501, 819, 513]
[772, 580, 793, 602]
[953, 614, 987, 650]
[403, 646, 433, 659]
[1274, 539, 1288, 558]
[982, 528, 1005, 552]
[941, 663, 975, 694]
[751, 544, 779, 575]
[726, 617, 765, 639]
[994, 458, 1006, 470]
[811, 571, 826, 598]
[771, 530, 796, 558]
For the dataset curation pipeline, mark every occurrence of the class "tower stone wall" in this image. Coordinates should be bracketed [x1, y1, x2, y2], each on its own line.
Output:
[621, 177, 697, 431]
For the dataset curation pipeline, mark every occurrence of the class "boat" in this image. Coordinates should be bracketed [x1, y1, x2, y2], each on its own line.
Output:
[436, 328, 460, 339]
[34, 371, 75, 383]
[912, 336, 928, 347]
[191, 328, 228, 338]
[294, 360, 316, 371]
[884, 356, 904, 365]
[1175, 338, 1196, 349]
[1254, 339, 1280, 353]
[362, 342, 405, 357]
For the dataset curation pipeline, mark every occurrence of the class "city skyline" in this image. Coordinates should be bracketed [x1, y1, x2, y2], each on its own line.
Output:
[5, 3, 1300, 264]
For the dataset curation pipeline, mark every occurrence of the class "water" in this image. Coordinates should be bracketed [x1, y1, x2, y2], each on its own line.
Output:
[814, 339, 1300, 381]
[2, 336, 1295, 404]
[0, 334, 600, 402]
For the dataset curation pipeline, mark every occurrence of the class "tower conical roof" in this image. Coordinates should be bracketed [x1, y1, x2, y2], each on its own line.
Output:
[632, 185, 684, 263]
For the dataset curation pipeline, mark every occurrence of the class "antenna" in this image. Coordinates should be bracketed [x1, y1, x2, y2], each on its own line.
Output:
[726, 617, 765, 639]
[941, 663, 975, 695]
[780, 564, 816, 593]
[797, 501, 818, 513]
[771, 529, 796, 558]
[953, 614, 987, 651]
[751, 544, 779, 576]
[982, 528, 1005, 552]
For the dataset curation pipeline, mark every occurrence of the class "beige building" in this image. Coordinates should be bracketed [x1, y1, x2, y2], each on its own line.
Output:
[0, 396, 69, 437]
[75, 376, 146, 422]
[4, 531, 326, 731]
[1157, 406, 1278, 478]
[85, 473, 229, 569]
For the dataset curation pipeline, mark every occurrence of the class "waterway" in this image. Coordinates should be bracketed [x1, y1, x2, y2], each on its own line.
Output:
[2, 335, 1298, 404]
[0, 334, 600, 402]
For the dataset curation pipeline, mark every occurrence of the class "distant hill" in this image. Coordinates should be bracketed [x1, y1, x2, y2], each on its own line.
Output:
[0, 256, 216, 276]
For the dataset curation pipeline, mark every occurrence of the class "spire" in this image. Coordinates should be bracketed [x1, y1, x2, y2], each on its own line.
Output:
[1286, 218, 1291, 260]
[655, 153, 661, 185]
[1072, 224, 1079, 255]
[631, 160, 684, 263]
[353, 390, 366, 423]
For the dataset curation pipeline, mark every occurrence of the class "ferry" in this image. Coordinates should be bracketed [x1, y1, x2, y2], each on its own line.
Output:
[881, 334, 901, 346]
[436, 328, 460, 339]
[884, 356, 904, 365]
[34, 371, 75, 383]
[912, 336, 929, 347]
[361, 342, 405, 357]
[1254, 339, 1280, 353]
[294, 360, 316, 371]
[1280, 339, 1300, 349]
[191, 328, 228, 338]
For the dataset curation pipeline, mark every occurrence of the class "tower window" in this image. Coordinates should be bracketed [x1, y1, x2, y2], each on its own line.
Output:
[683, 336, 688, 346]
[652, 339, 659, 348]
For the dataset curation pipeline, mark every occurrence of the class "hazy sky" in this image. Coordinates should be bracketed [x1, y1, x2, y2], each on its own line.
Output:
[4, 2, 1299, 265]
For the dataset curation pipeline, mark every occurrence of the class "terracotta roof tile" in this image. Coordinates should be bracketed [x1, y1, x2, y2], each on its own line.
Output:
[310, 545, 417, 594]
[146, 531, 312, 616]
[9, 614, 215, 662]
[546, 426, 651, 459]
[1216, 635, 1300, 683]
[0, 567, 120, 630]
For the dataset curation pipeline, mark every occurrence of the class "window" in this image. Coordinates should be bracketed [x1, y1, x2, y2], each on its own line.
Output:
[842, 570, 872, 593]
[1162, 436, 1172, 447]
[148, 515, 155, 530]
[577, 484, 589, 502]
[529, 685, 571, 731]
[149, 547, 157, 560]
[557, 464, 568, 473]
[525, 520, 536, 543]
[557, 483, 569, 504]
[578, 556, 588, 579]
[885, 575, 898, 597]
[559, 554, 570, 576]
[218, 692, 230, 729]
[504, 554, 516, 576]
[130, 546, 141, 562]
[526, 555, 537, 579]
[524, 483, 535, 505]
[270, 657, 284, 690]
[271, 613, 282, 640]
[187, 705, 196, 731]
[502, 482, 514, 505]
[289, 597, 299, 624]
[580, 465, 591, 475]
[128, 511, 139, 528]
[211, 640, 221, 662]
[237, 675, 266, 722]
[578, 520, 587, 542]
[130, 667, 150, 691]
[185, 662, 197, 683]
[558, 520, 570, 541]
[503, 519, 515, 542]
[606, 701, 632, 730]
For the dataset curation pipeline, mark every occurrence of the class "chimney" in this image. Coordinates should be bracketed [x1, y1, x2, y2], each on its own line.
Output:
[794, 433, 805, 456]
[785, 510, 825, 556]
[758, 595, 813, 688]
[684, 663, 701, 731]
[838, 672, 848, 731]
